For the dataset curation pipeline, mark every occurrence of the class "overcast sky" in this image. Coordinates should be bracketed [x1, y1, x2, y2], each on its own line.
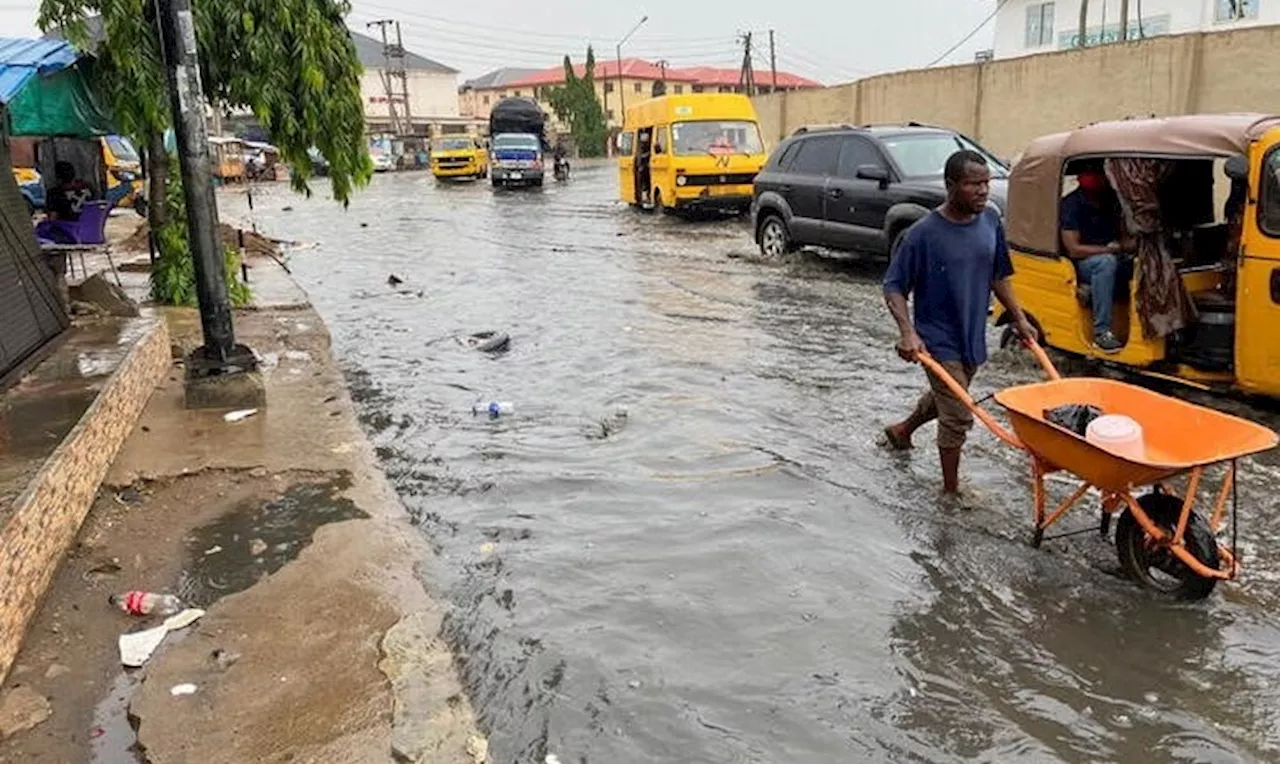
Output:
[0, 0, 999, 83]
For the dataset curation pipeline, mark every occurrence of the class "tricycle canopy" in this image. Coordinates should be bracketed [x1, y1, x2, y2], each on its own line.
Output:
[1005, 113, 1280, 254]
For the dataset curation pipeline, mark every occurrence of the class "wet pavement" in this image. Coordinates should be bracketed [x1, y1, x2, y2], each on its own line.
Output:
[223, 164, 1280, 763]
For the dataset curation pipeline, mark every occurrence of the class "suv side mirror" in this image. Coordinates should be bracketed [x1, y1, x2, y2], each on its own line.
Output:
[1225, 153, 1248, 182]
[856, 164, 890, 187]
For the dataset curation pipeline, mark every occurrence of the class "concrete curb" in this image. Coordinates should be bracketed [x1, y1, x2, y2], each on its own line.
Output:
[0, 317, 170, 682]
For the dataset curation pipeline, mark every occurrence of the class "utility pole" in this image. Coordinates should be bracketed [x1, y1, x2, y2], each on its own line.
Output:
[769, 29, 778, 93]
[154, 0, 259, 402]
[616, 16, 648, 132]
[367, 19, 410, 136]
[1078, 0, 1090, 47]
[738, 32, 756, 97]
[394, 21, 413, 134]
[1119, 0, 1130, 41]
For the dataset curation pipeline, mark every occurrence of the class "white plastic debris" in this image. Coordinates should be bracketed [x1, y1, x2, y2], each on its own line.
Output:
[223, 409, 258, 423]
[169, 684, 198, 696]
[118, 608, 206, 668]
[545, 756, 562, 764]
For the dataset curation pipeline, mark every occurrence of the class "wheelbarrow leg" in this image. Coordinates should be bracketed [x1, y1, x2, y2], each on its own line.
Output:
[1099, 511, 1112, 538]
[1031, 459, 1046, 549]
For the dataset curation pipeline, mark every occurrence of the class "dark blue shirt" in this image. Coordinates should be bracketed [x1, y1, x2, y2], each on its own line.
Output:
[883, 207, 1013, 367]
[1060, 188, 1121, 246]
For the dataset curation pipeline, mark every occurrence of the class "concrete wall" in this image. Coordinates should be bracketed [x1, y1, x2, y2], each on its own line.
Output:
[0, 317, 169, 681]
[754, 23, 1280, 159]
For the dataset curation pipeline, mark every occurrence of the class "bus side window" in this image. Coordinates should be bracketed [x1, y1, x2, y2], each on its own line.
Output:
[619, 131, 636, 156]
[654, 127, 667, 155]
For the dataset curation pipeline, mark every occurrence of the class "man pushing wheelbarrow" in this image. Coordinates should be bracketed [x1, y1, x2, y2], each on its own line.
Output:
[882, 149, 1036, 495]
[881, 154, 1279, 600]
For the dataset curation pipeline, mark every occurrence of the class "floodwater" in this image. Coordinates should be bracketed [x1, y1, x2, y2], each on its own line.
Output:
[224, 164, 1280, 763]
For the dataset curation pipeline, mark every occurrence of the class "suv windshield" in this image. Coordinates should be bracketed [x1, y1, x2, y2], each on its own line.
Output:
[881, 133, 1008, 179]
[494, 134, 539, 150]
[672, 120, 764, 156]
[434, 137, 474, 151]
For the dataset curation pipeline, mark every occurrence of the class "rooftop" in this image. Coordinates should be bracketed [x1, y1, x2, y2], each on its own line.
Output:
[350, 31, 458, 74]
[667, 66, 821, 89]
[461, 67, 544, 91]
[504, 58, 821, 90]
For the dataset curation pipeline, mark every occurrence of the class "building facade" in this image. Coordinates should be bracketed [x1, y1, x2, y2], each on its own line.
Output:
[351, 32, 473, 136]
[992, 0, 1276, 59]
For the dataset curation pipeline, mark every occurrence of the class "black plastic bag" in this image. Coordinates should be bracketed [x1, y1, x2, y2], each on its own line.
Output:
[1044, 404, 1104, 436]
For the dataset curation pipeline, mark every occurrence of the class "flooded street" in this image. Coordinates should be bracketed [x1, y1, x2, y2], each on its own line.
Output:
[225, 163, 1280, 763]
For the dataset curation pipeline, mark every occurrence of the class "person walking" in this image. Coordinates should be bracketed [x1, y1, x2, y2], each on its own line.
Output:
[882, 149, 1035, 495]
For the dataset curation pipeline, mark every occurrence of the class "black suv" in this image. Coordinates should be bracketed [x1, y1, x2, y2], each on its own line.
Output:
[752, 124, 1008, 259]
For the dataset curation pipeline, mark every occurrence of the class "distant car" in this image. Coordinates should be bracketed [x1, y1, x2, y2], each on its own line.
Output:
[308, 147, 330, 177]
[370, 152, 394, 173]
[751, 123, 1009, 260]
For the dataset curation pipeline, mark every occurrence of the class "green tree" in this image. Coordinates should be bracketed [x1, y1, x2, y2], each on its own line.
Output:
[39, 0, 372, 302]
[547, 46, 607, 157]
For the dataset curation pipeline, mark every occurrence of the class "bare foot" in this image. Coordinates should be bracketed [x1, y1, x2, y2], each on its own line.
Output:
[883, 424, 913, 451]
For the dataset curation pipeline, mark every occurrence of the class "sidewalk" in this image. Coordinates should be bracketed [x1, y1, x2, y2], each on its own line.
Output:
[0, 237, 486, 762]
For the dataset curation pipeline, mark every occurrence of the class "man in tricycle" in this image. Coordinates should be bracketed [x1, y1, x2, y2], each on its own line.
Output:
[883, 149, 1036, 495]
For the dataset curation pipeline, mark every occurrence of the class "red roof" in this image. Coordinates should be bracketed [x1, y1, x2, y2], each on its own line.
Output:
[667, 66, 821, 89]
[509, 58, 698, 87]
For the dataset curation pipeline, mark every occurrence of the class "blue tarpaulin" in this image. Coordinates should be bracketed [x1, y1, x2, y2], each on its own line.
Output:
[0, 38, 79, 104]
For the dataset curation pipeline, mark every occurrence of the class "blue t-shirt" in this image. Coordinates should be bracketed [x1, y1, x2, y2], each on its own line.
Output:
[883, 207, 1013, 367]
[1060, 188, 1121, 246]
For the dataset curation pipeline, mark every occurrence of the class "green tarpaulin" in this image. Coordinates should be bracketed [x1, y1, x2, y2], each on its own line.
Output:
[5, 65, 114, 137]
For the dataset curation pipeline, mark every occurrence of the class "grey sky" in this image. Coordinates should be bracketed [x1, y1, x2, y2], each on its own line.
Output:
[0, 0, 999, 83]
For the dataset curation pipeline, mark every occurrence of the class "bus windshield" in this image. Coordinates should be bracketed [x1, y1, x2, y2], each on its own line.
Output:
[105, 135, 140, 163]
[672, 120, 764, 156]
[434, 137, 474, 151]
[493, 134, 539, 150]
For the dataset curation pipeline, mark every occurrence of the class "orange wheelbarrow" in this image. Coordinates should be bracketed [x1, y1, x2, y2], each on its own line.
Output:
[920, 341, 1278, 600]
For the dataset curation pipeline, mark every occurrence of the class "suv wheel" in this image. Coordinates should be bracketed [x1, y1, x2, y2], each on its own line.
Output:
[759, 215, 792, 258]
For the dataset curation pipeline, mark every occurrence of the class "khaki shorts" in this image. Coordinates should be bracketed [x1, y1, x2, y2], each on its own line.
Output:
[914, 361, 978, 449]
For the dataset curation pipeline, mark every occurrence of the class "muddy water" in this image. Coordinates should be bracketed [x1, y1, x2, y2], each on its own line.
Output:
[225, 164, 1280, 763]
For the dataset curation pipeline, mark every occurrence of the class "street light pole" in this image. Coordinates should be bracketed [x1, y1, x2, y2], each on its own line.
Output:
[155, 0, 261, 405]
[616, 15, 648, 128]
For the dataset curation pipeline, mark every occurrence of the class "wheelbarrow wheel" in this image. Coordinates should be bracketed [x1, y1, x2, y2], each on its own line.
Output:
[1115, 492, 1220, 600]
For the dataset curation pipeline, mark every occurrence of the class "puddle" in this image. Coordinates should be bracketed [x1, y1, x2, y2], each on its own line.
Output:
[177, 477, 366, 607]
[90, 477, 366, 764]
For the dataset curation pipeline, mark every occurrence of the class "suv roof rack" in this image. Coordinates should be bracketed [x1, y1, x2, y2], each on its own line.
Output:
[858, 121, 949, 131]
[791, 123, 860, 136]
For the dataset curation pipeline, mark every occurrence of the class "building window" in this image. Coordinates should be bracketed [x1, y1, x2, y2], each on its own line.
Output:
[674, 84, 684, 94]
[633, 82, 643, 94]
[482, 95, 490, 105]
[605, 82, 615, 94]
[1215, 0, 1259, 21]
[513, 90, 522, 97]
[1025, 2, 1055, 48]
[692, 85, 705, 94]
[607, 109, 615, 120]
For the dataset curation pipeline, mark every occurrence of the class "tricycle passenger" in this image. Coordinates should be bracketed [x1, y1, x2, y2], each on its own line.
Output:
[1060, 166, 1134, 353]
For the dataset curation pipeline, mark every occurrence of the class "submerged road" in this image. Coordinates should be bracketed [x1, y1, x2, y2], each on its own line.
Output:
[225, 162, 1280, 763]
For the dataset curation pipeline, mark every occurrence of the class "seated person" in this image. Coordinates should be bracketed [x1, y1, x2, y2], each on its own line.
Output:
[46, 161, 93, 222]
[1061, 167, 1133, 353]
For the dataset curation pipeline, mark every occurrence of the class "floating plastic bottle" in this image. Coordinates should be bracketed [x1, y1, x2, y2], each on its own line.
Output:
[110, 591, 184, 617]
[472, 401, 514, 419]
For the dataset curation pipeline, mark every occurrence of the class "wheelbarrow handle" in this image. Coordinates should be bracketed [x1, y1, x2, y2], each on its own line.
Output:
[1024, 337, 1061, 381]
[916, 352, 1025, 450]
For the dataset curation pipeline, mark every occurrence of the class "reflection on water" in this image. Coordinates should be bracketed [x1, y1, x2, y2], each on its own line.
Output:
[221, 165, 1280, 763]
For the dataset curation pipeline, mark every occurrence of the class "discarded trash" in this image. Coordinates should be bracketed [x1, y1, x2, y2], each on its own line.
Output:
[545, 755, 562, 764]
[464, 331, 511, 353]
[472, 401, 514, 419]
[118, 608, 205, 667]
[387, 274, 404, 287]
[211, 648, 242, 671]
[248, 538, 268, 556]
[223, 408, 259, 423]
[284, 350, 312, 362]
[204, 545, 223, 556]
[169, 684, 198, 696]
[89, 726, 106, 739]
[110, 591, 183, 617]
[83, 558, 123, 582]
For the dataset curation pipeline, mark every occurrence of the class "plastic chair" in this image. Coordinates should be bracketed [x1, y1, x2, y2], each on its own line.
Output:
[35, 201, 121, 286]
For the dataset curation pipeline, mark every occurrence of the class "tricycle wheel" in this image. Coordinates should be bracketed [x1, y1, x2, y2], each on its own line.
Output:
[1115, 492, 1220, 600]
